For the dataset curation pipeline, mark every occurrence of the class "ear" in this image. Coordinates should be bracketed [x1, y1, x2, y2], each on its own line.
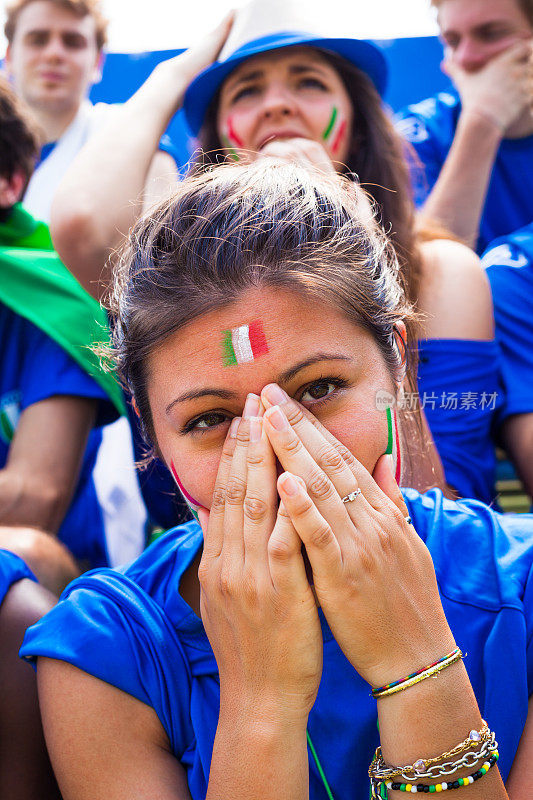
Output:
[3, 45, 13, 76]
[393, 321, 407, 383]
[0, 170, 26, 208]
[91, 51, 105, 85]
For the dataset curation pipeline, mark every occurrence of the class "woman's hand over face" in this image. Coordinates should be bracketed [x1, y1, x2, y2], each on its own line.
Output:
[257, 138, 337, 176]
[198, 400, 322, 724]
[260, 384, 456, 691]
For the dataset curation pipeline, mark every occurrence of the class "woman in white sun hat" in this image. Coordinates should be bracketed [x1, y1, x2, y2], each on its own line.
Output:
[51, 0, 501, 504]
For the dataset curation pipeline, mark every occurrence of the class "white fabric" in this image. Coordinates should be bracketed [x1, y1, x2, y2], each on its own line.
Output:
[23, 99, 117, 223]
[93, 417, 147, 568]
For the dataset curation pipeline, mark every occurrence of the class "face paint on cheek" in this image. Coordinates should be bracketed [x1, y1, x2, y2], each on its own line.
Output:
[222, 319, 269, 367]
[322, 106, 347, 155]
[170, 460, 203, 523]
[221, 116, 244, 161]
[384, 406, 402, 485]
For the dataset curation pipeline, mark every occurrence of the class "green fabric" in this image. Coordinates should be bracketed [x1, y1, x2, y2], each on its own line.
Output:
[0, 204, 125, 416]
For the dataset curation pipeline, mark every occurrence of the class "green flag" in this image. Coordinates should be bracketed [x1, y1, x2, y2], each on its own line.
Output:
[0, 204, 125, 417]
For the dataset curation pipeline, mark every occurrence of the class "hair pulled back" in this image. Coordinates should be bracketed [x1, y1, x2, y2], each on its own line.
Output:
[110, 161, 417, 448]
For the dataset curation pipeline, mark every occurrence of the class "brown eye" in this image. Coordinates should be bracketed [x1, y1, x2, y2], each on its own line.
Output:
[195, 412, 227, 430]
[302, 381, 335, 402]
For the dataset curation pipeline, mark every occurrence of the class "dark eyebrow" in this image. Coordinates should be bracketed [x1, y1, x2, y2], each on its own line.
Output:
[166, 353, 352, 415]
[166, 387, 237, 415]
[227, 63, 328, 91]
[277, 353, 353, 383]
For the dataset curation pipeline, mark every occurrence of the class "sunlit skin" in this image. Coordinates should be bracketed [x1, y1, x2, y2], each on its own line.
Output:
[4, 1, 101, 116]
[147, 288, 400, 510]
[216, 47, 353, 169]
[437, 0, 532, 70]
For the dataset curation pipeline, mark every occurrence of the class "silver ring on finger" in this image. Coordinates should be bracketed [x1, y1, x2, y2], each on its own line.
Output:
[342, 488, 362, 504]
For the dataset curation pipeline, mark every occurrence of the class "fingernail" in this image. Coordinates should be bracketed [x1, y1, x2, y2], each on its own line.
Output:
[243, 393, 260, 418]
[229, 417, 240, 438]
[250, 417, 262, 442]
[266, 405, 287, 431]
[280, 473, 299, 496]
[264, 384, 287, 405]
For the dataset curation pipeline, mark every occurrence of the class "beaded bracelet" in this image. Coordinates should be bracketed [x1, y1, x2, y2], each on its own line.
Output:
[369, 722, 492, 781]
[371, 750, 499, 796]
[371, 648, 463, 699]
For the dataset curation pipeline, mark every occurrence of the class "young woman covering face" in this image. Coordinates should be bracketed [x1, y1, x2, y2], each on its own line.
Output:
[50, 10, 501, 506]
[22, 163, 533, 800]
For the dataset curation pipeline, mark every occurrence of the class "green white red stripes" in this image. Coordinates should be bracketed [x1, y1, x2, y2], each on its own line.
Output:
[222, 117, 243, 161]
[385, 406, 401, 484]
[322, 106, 347, 154]
[170, 460, 201, 523]
[222, 320, 269, 367]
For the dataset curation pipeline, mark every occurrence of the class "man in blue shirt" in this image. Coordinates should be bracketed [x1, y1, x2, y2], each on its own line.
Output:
[396, 0, 533, 254]
[482, 222, 533, 499]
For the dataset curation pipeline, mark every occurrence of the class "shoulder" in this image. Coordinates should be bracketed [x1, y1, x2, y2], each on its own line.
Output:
[417, 239, 494, 340]
[404, 488, 533, 610]
[395, 92, 459, 143]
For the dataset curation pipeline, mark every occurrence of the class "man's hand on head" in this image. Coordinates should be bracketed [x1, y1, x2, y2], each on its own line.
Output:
[443, 39, 533, 134]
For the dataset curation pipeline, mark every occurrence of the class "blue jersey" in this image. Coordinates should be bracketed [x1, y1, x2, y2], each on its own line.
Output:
[417, 338, 503, 504]
[0, 304, 115, 566]
[0, 549, 36, 607]
[395, 92, 533, 254]
[21, 489, 533, 796]
[482, 224, 533, 424]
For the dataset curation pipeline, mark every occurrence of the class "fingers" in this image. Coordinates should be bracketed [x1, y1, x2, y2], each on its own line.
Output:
[261, 384, 390, 511]
[243, 416, 278, 569]
[222, 412, 254, 559]
[372, 454, 410, 519]
[202, 416, 240, 558]
[268, 489, 310, 594]
[262, 404, 362, 544]
[277, 473, 341, 580]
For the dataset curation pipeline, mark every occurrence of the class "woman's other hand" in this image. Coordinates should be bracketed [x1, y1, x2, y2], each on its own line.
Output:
[197, 396, 322, 724]
[261, 384, 456, 691]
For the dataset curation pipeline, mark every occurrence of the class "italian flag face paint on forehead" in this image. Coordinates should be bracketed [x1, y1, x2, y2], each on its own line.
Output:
[222, 320, 269, 367]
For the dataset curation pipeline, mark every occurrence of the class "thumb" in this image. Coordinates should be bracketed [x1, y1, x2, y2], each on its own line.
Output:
[372, 454, 409, 517]
[197, 507, 210, 535]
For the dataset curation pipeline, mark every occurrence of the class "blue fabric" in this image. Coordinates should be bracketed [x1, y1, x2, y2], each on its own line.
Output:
[0, 549, 36, 607]
[21, 489, 533, 795]
[482, 224, 533, 422]
[0, 304, 112, 566]
[395, 92, 533, 254]
[184, 32, 387, 136]
[417, 338, 503, 504]
[35, 142, 57, 169]
[125, 400, 190, 531]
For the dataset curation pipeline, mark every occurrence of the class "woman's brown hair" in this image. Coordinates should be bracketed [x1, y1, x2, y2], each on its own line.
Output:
[109, 161, 437, 488]
[197, 51, 422, 304]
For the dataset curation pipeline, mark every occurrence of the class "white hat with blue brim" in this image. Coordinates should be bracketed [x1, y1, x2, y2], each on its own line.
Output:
[183, 0, 388, 137]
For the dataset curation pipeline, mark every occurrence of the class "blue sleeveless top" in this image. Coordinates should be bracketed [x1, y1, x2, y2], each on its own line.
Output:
[1, 548, 36, 606]
[417, 339, 503, 504]
[21, 489, 533, 797]
[482, 223, 533, 423]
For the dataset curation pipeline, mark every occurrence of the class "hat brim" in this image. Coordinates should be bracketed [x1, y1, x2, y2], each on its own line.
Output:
[183, 32, 387, 136]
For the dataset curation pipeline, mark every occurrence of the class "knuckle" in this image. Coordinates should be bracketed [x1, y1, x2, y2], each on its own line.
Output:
[309, 522, 333, 550]
[197, 558, 211, 588]
[244, 494, 269, 522]
[283, 434, 304, 456]
[336, 442, 357, 469]
[307, 470, 335, 501]
[284, 403, 305, 426]
[316, 443, 346, 474]
[246, 449, 265, 468]
[218, 568, 235, 595]
[268, 535, 295, 561]
[225, 477, 247, 504]
[211, 486, 226, 511]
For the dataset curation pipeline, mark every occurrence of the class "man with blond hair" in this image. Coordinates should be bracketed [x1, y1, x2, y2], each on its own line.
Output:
[396, 0, 533, 253]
